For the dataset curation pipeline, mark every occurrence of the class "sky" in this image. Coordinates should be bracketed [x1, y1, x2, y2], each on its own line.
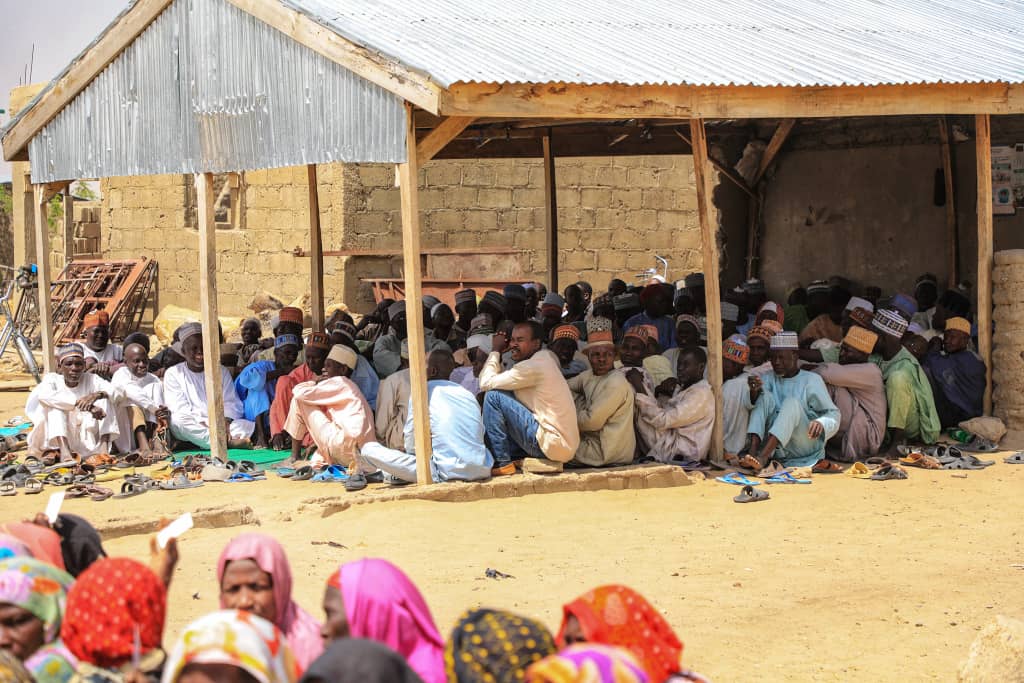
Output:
[0, 0, 128, 182]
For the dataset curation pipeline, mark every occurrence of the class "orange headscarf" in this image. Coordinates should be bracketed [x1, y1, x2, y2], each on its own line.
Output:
[557, 585, 682, 682]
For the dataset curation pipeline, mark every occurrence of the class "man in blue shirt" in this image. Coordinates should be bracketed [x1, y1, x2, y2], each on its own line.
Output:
[623, 283, 677, 349]
[358, 349, 493, 484]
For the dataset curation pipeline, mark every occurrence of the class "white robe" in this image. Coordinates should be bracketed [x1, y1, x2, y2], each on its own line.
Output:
[26, 373, 120, 459]
[82, 344, 123, 364]
[163, 364, 254, 448]
[111, 366, 166, 453]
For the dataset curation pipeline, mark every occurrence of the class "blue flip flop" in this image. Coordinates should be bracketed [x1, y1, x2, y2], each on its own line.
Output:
[227, 472, 258, 483]
[312, 465, 349, 482]
[765, 471, 812, 484]
[715, 472, 760, 486]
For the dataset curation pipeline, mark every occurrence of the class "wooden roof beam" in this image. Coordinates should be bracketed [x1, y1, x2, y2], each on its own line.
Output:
[752, 118, 795, 184]
[416, 116, 475, 165]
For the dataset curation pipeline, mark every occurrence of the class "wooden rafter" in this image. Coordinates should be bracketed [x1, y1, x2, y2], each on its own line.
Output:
[416, 116, 475, 165]
[673, 128, 755, 198]
[753, 119, 796, 184]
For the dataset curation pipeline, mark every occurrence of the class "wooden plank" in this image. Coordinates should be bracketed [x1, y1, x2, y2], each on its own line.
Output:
[293, 247, 518, 258]
[195, 172, 228, 459]
[307, 164, 325, 330]
[673, 128, 754, 198]
[689, 118, 724, 461]
[938, 117, 959, 286]
[2, 0, 174, 161]
[753, 119, 796, 184]
[542, 132, 559, 292]
[399, 102, 434, 484]
[222, 0, 442, 114]
[416, 116, 475, 165]
[32, 186, 55, 374]
[62, 188, 74, 265]
[439, 82, 1024, 120]
[975, 114, 994, 415]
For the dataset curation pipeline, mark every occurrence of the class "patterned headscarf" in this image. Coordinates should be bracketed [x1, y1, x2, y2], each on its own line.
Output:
[557, 585, 682, 682]
[0, 533, 31, 561]
[527, 644, 649, 683]
[330, 558, 446, 683]
[61, 558, 166, 669]
[0, 522, 65, 571]
[162, 610, 299, 683]
[0, 557, 77, 681]
[445, 608, 557, 683]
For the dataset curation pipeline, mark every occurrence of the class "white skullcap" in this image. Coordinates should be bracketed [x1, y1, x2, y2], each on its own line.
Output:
[467, 334, 493, 353]
[845, 296, 874, 313]
[327, 344, 357, 369]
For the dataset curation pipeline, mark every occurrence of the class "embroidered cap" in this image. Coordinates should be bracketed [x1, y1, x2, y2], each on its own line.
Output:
[720, 301, 740, 322]
[843, 326, 879, 356]
[723, 338, 749, 365]
[769, 331, 799, 350]
[945, 316, 971, 335]
[551, 324, 581, 342]
[872, 309, 909, 338]
[274, 334, 300, 349]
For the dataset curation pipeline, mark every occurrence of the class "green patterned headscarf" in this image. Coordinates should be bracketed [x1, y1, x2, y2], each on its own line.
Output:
[0, 557, 73, 642]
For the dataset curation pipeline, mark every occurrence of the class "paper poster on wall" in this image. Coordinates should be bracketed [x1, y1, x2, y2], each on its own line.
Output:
[992, 145, 1015, 215]
[1014, 143, 1024, 208]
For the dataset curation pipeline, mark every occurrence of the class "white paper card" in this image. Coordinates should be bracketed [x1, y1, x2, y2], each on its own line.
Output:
[156, 512, 193, 549]
[45, 491, 65, 524]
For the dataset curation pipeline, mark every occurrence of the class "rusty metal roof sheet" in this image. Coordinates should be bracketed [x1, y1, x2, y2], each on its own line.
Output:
[287, 0, 1024, 87]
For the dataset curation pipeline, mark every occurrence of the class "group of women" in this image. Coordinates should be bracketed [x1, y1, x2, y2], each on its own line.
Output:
[0, 521, 707, 683]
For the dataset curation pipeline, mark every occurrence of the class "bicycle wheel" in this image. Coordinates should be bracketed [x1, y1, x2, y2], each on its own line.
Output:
[15, 335, 41, 383]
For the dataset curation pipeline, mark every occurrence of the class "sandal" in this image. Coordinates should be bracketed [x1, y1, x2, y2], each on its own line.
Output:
[0, 481, 15, 496]
[733, 485, 770, 503]
[113, 481, 148, 499]
[292, 466, 314, 481]
[1004, 452, 1024, 464]
[899, 452, 941, 469]
[846, 462, 874, 479]
[756, 460, 788, 478]
[715, 472, 761, 486]
[812, 459, 844, 474]
[765, 471, 812, 484]
[870, 464, 908, 480]
[23, 477, 43, 494]
[87, 485, 113, 502]
[312, 465, 349, 482]
[65, 484, 90, 499]
[159, 474, 204, 490]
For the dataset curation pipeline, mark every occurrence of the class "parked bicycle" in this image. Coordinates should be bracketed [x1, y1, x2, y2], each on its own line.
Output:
[0, 265, 42, 383]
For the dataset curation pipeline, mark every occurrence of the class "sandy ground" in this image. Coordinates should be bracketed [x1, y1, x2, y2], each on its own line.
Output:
[1, 388, 1023, 681]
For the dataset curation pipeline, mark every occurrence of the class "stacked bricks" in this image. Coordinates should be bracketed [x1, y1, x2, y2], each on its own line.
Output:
[73, 202, 102, 256]
[992, 249, 1024, 430]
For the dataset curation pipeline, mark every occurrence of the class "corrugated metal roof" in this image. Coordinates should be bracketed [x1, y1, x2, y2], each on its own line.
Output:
[285, 0, 1024, 87]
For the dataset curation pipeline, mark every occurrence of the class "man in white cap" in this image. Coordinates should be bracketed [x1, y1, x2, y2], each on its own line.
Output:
[356, 349, 493, 487]
[872, 309, 940, 456]
[741, 331, 840, 470]
[566, 318, 635, 467]
[375, 339, 411, 450]
[283, 344, 375, 467]
[451, 331, 491, 397]
[162, 323, 255, 449]
[26, 343, 122, 461]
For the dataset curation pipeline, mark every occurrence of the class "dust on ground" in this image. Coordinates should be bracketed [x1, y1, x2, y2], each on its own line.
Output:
[0, 388, 1021, 681]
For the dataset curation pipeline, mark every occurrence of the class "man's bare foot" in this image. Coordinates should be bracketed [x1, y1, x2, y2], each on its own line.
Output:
[227, 438, 252, 450]
[738, 454, 762, 470]
[254, 438, 269, 450]
[270, 433, 288, 451]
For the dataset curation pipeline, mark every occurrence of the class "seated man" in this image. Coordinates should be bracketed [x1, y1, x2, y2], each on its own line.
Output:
[80, 310, 123, 380]
[922, 316, 985, 428]
[742, 331, 840, 470]
[375, 340, 411, 450]
[872, 309, 940, 456]
[373, 300, 451, 378]
[663, 314, 703, 375]
[254, 306, 306, 363]
[720, 337, 754, 463]
[268, 331, 331, 449]
[623, 283, 677, 349]
[480, 321, 580, 474]
[453, 289, 478, 338]
[27, 344, 120, 461]
[745, 321, 782, 376]
[163, 323, 254, 449]
[537, 292, 565, 335]
[548, 324, 589, 379]
[799, 287, 849, 345]
[283, 344, 375, 467]
[566, 319, 635, 467]
[235, 334, 300, 448]
[331, 321, 380, 410]
[618, 325, 673, 387]
[810, 327, 887, 463]
[358, 349, 493, 485]
[235, 318, 264, 371]
[111, 342, 170, 457]
[631, 346, 715, 464]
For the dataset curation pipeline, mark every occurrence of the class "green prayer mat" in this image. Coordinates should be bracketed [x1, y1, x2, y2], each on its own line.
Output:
[173, 447, 289, 470]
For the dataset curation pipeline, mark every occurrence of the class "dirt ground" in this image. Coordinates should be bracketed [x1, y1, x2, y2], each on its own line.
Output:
[1, 388, 1022, 681]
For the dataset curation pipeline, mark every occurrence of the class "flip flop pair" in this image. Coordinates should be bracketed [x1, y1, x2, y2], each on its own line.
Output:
[812, 459, 844, 474]
[870, 464, 908, 481]
[764, 471, 811, 484]
[716, 472, 761, 486]
[899, 452, 941, 469]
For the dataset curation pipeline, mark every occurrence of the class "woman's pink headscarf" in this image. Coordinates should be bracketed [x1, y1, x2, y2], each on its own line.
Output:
[216, 533, 323, 672]
[333, 558, 446, 683]
[0, 523, 65, 571]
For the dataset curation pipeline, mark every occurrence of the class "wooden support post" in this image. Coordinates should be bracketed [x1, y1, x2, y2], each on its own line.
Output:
[690, 118, 724, 460]
[399, 103, 434, 485]
[975, 114, 993, 415]
[543, 131, 559, 292]
[195, 172, 228, 459]
[307, 165, 325, 330]
[938, 117, 959, 287]
[753, 119, 796, 185]
[62, 188, 74, 265]
[32, 186, 56, 374]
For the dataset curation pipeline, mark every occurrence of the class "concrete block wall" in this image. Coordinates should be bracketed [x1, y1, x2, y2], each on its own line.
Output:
[97, 156, 702, 316]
